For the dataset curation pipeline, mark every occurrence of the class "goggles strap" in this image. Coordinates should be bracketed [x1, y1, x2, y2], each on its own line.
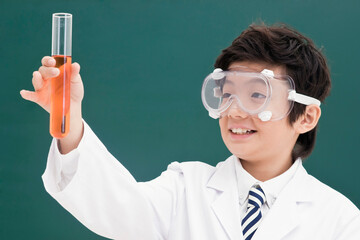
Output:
[288, 90, 321, 106]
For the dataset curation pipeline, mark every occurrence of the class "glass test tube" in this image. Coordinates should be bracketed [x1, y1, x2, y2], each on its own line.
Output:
[50, 13, 72, 138]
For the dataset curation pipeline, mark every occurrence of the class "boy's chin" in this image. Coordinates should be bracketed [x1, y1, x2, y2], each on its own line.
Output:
[230, 149, 261, 162]
[225, 144, 252, 158]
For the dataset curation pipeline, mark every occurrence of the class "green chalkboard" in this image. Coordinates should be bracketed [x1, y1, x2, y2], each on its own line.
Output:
[1, 0, 359, 239]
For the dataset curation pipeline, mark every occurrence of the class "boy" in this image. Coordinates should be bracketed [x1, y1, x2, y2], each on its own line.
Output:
[21, 23, 360, 239]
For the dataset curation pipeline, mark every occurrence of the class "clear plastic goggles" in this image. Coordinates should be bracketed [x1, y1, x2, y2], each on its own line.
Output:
[201, 67, 321, 121]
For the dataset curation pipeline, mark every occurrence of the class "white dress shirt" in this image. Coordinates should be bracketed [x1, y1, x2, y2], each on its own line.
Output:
[234, 157, 300, 220]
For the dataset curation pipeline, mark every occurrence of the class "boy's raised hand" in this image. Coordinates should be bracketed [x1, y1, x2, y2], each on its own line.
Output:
[21, 56, 85, 154]
[20, 56, 84, 112]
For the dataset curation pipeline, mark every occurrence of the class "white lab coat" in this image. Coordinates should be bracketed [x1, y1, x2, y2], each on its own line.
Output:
[42, 120, 360, 240]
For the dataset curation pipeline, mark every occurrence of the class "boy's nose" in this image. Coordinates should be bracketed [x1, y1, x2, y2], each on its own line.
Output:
[225, 101, 249, 119]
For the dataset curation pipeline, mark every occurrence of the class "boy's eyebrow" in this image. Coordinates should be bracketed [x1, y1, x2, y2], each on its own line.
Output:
[224, 79, 234, 85]
[248, 78, 267, 85]
[223, 77, 266, 86]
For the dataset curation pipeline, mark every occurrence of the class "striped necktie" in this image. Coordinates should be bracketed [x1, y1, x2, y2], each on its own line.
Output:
[241, 185, 266, 240]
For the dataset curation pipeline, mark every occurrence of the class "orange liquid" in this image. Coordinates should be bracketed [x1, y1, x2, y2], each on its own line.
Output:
[50, 55, 72, 138]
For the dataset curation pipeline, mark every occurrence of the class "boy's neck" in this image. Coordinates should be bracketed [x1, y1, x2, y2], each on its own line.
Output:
[239, 157, 293, 182]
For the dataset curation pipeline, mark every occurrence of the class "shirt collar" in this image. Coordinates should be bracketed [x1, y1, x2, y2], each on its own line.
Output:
[234, 157, 301, 208]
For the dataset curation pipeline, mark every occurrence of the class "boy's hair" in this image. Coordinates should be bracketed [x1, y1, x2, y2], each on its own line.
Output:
[214, 22, 331, 160]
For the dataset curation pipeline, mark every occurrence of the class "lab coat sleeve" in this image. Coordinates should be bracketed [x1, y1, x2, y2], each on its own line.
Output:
[42, 120, 182, 240]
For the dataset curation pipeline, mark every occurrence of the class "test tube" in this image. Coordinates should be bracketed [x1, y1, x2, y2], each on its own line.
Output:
[50, 13, 72, 138]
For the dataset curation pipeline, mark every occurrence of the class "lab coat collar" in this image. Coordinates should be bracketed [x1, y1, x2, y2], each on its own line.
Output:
[207, 155, 243, 240]
[234, 157, 259, 206]
[253, 159, 313, 240]
[207, 155, 313, 240]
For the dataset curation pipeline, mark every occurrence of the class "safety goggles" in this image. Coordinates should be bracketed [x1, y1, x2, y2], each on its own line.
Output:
[201, 67, 320, 121]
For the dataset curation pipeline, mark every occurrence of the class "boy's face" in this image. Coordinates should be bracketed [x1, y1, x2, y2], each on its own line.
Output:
[219, 61, 299, 165]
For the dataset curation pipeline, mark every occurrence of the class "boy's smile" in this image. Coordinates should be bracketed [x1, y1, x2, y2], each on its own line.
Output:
[229, 125, 257, 140]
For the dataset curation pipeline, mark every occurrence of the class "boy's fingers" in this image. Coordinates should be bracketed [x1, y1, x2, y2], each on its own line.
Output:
[32, 71, 44, 91]
[41, 56, 56, 67]
[38, 66, 60, 79]
[71, 62, 81, 82]
[20, 90, 38, 103]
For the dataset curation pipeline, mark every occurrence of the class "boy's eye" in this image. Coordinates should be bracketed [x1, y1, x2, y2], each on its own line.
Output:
[251, 92, 266, 99]
[222, 93, 231, 98]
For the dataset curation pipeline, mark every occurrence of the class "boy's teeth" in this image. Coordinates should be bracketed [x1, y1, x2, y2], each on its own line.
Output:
[231, 128, 253, 134]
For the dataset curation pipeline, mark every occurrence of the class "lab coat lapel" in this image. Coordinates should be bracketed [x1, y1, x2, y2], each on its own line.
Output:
[207, 156, 243, 240]
[253, 162, 312, 240]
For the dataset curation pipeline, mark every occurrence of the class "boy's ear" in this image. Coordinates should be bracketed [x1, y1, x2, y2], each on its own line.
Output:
[293, 105, 322, 134]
